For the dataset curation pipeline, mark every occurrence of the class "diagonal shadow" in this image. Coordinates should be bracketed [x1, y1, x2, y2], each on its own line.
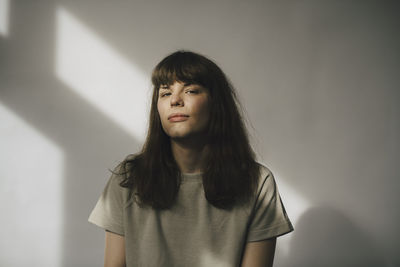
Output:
[1, 1, 142, 266]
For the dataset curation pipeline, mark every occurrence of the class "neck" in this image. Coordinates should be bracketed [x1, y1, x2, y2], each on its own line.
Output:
[170, 137, 209, 174]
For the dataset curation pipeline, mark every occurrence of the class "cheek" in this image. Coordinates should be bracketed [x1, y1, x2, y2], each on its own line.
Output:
[157, 101, 164, 119]
[196, 99, 211, 120]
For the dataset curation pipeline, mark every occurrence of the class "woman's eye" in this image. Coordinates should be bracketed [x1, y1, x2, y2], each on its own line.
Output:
[160, 92, 171, 97]
[186, 90, 198, 94]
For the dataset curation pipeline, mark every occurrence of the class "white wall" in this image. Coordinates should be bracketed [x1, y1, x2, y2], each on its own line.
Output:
[1, 1, 399, 266]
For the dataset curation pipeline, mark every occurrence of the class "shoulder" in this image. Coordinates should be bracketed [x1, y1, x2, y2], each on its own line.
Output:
[255, 162, 275, 184]
[124, 153, 137, 162]
[106, 154, 138, 197]
[118, 153, 137, 168]
[111, 154, 138, 177]
[253, 162, 278, 196]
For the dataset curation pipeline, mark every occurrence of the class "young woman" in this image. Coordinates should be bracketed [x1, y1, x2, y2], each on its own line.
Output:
[89, 51, 293, 267]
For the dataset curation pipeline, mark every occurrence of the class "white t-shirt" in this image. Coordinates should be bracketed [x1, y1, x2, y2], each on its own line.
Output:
[89, 158, 293, 267]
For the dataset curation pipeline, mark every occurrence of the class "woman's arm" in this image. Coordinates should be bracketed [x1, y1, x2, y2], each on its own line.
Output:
[104, 231, 126, 267]
[241, 237, 277, 267]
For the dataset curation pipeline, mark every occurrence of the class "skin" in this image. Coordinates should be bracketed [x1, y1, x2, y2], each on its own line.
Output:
[241, 238, 277, 267]
[104, 231, 126, 267]
[104, 81, 277, 266]
[157, 80, 211, 173]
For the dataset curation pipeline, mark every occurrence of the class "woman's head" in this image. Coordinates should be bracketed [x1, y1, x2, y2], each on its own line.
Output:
[149, 50, 243, 144]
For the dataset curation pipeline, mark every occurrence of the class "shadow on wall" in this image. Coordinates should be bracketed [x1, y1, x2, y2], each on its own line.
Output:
[1, 1, 143, 266]
[281, 206, 384, 267]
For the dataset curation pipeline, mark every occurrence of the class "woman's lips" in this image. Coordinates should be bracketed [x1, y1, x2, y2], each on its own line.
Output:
[168, 115, 189, 122]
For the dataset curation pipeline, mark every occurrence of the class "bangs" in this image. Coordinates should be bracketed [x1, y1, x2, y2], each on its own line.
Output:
[151, 51, 212, 89]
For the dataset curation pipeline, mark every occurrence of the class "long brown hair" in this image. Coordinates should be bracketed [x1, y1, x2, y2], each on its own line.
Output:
[120, 50, 260, 210]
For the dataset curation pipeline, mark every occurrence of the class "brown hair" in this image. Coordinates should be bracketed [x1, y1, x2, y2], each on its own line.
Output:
[120, 50, 260, 210]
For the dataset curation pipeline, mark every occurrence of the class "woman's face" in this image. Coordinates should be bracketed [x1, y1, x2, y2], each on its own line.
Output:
[157, 81, 210, 140]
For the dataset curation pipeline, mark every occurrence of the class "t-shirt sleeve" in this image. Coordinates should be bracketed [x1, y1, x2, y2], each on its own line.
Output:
[88, 164, 126, 236]
[246, 167, 294, 242]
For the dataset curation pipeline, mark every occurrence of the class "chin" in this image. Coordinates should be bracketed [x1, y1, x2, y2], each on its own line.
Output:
[168, 132, 191, 139]
[164, 126, 207, 140]
[169, 131, 207, 141]
[165, 127, 191, 138]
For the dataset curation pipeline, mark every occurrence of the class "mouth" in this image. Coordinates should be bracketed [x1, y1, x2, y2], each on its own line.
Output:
[168, 114, 189, 122]
[168, 113, 189, 120]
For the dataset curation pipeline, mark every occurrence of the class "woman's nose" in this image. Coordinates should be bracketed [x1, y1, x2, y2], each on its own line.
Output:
[170, 93, 184, 107]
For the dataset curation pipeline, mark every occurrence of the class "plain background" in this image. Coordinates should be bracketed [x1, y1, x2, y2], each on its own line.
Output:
[1, 1, 399, 266]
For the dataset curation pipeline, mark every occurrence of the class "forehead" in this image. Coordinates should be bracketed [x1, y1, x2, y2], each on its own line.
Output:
[159, 81, 196, 88]
[153, 66, 206, 90]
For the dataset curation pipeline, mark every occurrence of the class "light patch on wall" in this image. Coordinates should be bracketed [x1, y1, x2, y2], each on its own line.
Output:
[274, 175, 310, 258]
[0, 0, 10, 36]
[0, 102, 63, 267]
[55, 7, 149, 141]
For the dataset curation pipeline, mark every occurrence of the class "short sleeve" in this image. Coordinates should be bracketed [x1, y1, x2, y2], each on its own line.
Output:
[88, 163, 127, 236]
[246, 167, 294, 242]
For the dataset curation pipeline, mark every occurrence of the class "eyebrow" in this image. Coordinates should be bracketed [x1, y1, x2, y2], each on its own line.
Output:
[159, 85, 170, 90]
[159, 83, 198, 90]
